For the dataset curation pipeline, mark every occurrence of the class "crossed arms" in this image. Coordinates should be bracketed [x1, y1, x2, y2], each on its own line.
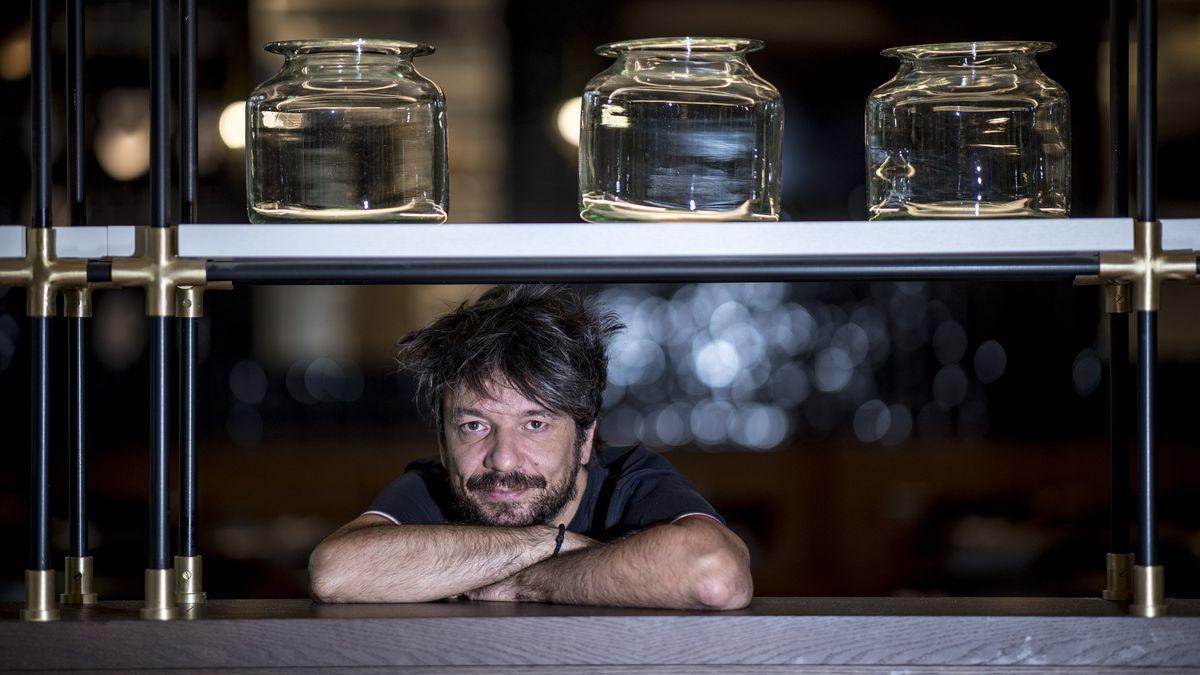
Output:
[308, 513, 753, 610]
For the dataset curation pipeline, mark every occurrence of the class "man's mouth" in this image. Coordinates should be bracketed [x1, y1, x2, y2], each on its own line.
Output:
[484, 487, 527, 502]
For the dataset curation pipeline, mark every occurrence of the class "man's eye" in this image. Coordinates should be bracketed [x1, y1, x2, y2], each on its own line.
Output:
[526, 420, 547, 431]
[461, 421, 486, 433]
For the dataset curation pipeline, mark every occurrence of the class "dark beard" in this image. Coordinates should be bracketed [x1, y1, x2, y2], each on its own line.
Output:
[452, 448, 583, 527]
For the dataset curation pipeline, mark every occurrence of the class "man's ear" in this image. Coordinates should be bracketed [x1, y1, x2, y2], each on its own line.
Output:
[579, 422, 596, 466]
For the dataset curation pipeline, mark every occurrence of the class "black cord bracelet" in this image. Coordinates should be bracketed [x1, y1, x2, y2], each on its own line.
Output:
[552, 523, 566, 556]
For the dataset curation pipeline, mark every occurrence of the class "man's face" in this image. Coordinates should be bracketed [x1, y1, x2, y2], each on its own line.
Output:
[442, 381, 593, 527]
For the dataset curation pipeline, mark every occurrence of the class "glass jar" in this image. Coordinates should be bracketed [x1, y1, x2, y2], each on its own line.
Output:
[866, 41, 1070, 219]
[246, 39, 448, 223]
[579, 37, 783, 222]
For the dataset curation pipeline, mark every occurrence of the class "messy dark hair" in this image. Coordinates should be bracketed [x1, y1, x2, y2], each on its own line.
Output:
[393, 285, 624, 445]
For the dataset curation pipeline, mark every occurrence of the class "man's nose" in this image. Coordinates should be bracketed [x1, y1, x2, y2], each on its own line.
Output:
[482, 429, 520, 473]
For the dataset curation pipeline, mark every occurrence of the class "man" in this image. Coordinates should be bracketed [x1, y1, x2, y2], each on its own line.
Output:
[309, 285, 752, 610]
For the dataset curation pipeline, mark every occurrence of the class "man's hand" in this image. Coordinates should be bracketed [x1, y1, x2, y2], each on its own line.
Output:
[466, 530, 598, 602]
[309, 515, 573, 603]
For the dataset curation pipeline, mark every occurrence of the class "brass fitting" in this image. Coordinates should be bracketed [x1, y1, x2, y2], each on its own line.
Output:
[1103, 282, 1131, 314]
[1132, 564, 1167, 617]
[60, 555, 98, 605]
[1088, 221, 1198, 312]
[63, 286, 95, 318]
[0, 228, 89, 317]
[174, 554, 206, 605]
[140, 568, 181, 620]
[1102, 552, 1134, 602]
[176, 285, 209, 319]
[20, 569, 60, 621]
[111, 227, 214, 317]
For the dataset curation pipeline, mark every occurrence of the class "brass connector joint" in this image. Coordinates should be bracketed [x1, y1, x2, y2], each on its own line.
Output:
[60, 555, 98, 605]
[1103, 282, 1131, 314]
[20, 569, 60, 621]
[1091, 221, 1198, 312]
[1102, 552, 1134, 602]
[141, 568, 180, 620]
[111, 227, 209, 317]
[0, 228, 89, 317]
[174, 554, 206, 605]
[63, 286, 95, 318]
[1132, 564, 1167, 617]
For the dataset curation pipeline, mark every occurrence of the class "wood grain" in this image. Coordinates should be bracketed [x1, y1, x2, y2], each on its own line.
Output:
[1, 598, 1198, 670]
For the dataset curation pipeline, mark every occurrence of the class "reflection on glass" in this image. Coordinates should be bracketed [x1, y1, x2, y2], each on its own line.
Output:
[246, 39, 448, 223]
[866, 41, 1070, 219]
[579, 37, 784, 222]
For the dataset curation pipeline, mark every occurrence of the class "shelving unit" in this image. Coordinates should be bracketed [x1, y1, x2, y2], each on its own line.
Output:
[2, 0, 1199, 668]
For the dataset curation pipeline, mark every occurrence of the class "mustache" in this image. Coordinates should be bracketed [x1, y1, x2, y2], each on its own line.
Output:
[466, 471, 547, 492]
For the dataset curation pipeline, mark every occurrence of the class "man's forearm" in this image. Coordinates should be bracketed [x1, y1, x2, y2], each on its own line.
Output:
[310, 522, 561, 603]
[476, 517, 753, 610]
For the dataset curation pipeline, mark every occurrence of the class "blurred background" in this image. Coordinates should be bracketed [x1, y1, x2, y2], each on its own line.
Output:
[1, 0, 1200, 601]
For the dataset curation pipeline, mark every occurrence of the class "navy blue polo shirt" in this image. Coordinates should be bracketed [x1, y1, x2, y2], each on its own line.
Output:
[365, 445, 724, 541]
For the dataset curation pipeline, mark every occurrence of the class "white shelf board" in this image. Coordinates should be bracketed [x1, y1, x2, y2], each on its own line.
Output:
[1, 219, 1197, 261]
[180, 218, 1166, 260]
[0, 225, 138, 259]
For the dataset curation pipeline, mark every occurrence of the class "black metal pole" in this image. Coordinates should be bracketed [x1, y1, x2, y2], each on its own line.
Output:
[1137, 0, 1156, 224]
[149, 317, 170, 570]
[147, 0, 171, 574]
[1136, 310, 1157, 566]
[29, 318, 51, 571]
[181, 0, 197, 225]
[179, 318, 197, 558]
[151, 0, 169, 231]
[28, 0, 52, 576]
[1108, 312, 1131, 555]
[68, 0, 85, 228]
[204, 256, 1101, 285]
[1134, 0, 1158, 572]
[66, 0, 89, 567]
[179, 0, 200, 563]
[31, 0, 50, 230]
[1104, 0, 1133, 597]
[68, 317, 86, 558]
[1110, 0, 1129, 217]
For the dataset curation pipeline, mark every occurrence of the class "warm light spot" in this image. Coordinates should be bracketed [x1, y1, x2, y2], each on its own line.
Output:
[555, 97, 582, 147]
[219, 101, 246, 149]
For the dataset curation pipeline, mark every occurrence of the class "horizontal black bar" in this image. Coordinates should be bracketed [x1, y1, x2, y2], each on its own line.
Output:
[86, 261, 112, 283]
[206, 256, 1100, 285]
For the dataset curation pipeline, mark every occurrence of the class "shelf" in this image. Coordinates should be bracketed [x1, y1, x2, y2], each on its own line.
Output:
[181, 218, 1196, 260]
[0, 219, 1198, 261]
[0, 225, 137, 259]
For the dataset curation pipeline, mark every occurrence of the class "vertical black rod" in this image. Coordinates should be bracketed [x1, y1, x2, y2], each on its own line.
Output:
[181, 0, 197, 225]
[1108, 312, 1131, 554]
[1136, 311, 1158, 566]
[179, 318, 197, 557]
[29, 318, 51, 571]
[151, 0, 169, 229]
[68, 0, 85, 227]
[179, 0, 200, 560]
[149, 318, 171, 569]
[1136, 0, 1156, 222]
[31, 0, 50, 229]
[1110, 0, 1129, 218]
[68, 317, 86, 557]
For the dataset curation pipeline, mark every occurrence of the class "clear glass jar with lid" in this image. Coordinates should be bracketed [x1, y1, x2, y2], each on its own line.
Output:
[579, 37, 784, 222]
[246, 38, 448, 223]
[866, 41, 1070, 219]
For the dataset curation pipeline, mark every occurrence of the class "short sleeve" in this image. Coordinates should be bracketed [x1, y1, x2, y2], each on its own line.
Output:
[364, 464, 448, 525]
[621, 473, 725, 530]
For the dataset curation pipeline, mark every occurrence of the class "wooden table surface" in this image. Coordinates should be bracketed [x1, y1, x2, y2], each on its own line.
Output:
[2, 597, 1199, 672]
